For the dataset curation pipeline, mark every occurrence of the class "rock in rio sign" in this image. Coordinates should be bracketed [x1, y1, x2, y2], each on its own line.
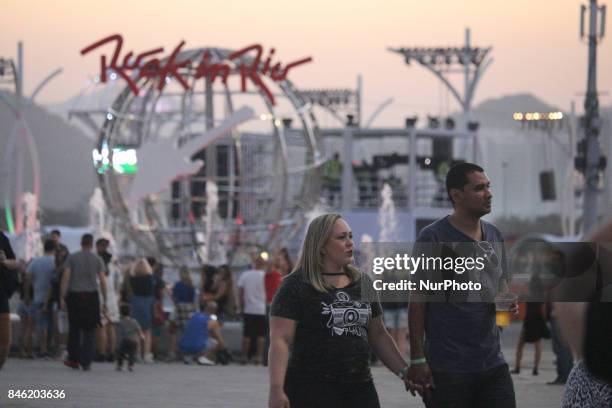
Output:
[81, 34, 312, 105]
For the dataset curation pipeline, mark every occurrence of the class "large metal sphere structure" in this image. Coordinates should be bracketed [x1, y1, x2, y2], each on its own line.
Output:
[93, 45, 324, 267]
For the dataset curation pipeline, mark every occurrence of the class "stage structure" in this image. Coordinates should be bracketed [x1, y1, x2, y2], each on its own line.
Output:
[72, 35, 324, 267]
[388, 28, 492, 123]
[0, 42, 61, 235]
[513, 110, 580, 236]
[389, 28, 492, 161]
[298, 76, 361, 126]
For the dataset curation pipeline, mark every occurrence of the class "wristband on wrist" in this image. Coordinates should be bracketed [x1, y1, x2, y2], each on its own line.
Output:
[397, 365, 410, 380]
[410, 357, 427, 366]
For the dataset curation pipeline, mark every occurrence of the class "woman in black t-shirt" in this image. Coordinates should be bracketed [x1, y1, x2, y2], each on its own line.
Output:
[268, 213, 410, 408]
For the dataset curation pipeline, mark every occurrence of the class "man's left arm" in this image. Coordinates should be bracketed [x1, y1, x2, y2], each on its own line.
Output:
[497, 238, 518, 313]
[98, 259, 107, 308]
[60, 266, 71, 310]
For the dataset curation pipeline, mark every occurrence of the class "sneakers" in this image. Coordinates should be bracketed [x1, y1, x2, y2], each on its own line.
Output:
[196, 356, 216, 366]
[144, 353, 154, 364]
[165, 352, 176, 363]
[117, 364, 134, 372]
[63, 360, 79, 370]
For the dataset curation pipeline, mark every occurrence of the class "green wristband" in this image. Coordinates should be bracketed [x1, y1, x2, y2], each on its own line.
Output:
[410, 357, 427, 366]
[397, 365, 409, 380]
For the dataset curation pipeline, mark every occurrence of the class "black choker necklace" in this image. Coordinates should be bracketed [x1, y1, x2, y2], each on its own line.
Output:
[321, 272, 346, 276]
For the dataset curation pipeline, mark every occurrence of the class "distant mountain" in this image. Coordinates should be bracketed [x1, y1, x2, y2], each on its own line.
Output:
[0, 91, 96, 227]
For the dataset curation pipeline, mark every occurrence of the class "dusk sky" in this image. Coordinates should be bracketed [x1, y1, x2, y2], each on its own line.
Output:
[1, 0, 611, 126]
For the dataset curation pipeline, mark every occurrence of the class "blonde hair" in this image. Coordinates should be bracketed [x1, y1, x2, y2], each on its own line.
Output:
[292, 213, 360, 292]
[179, 266, 193, 288]
[131, 258, 153, 277]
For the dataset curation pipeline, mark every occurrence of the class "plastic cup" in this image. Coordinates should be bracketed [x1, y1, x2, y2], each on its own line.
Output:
[495, 292, 517, 327]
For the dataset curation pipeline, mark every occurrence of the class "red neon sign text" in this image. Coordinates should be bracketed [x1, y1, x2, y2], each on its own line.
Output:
[81, 34, 312, 105]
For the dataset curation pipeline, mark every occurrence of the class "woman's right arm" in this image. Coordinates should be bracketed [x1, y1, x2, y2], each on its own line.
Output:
[213, 280, 227, 300]
[268, 316, 296, 408]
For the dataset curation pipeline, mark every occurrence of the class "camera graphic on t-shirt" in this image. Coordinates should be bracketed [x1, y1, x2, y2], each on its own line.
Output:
[322, 291, 371, 337]
[329, 302, 370, 328]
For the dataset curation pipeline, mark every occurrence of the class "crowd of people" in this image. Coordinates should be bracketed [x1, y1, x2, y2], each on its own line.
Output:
[0, 228, 298, 372]
[1, 161, 611, 408]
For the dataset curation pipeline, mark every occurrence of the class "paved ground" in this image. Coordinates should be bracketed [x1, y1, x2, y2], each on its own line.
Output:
[0, 323, 566, 408]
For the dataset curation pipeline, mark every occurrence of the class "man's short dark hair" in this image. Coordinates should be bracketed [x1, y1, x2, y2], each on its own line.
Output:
[146, 257, 157, 268]
[81, 233, 94, 247]
[95, 238, 109, 247]
[43, 239, 57, 253]
[51, 229, 61, 236]
[446, 162, 485, 204]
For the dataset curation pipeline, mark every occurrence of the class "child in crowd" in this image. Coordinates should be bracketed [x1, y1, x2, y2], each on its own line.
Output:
[116, 303, 144, 372]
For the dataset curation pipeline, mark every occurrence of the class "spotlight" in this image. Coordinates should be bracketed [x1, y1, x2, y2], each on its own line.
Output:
[282, 118, 293, 128]
[467, 121, 480, 132]
[346, 114, 356, 127]
[428, 116, 440, 129]
[405, 116, 418, 128]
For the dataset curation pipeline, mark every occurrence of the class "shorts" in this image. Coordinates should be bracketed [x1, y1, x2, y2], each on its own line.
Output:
[33, 302, 50, 329]
[56, 309, 69, 335]
[152, 324, 164, 337]
[243, 314, 266, 338]
[18, 301, 36, 317]
[180, 338, 218, 355]
[383, 307, 408, 330]
[172, 303, 195, 331]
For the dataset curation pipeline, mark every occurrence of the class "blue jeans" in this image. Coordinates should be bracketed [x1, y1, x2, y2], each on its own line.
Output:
[284, 376, 380, 408]
[424, 364, 516, 408]
[550, 318, 573, 382]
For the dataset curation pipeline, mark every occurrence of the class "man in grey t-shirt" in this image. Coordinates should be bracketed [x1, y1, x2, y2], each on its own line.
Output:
[60, 233, 107, 371]
[406, 163, 517, 408]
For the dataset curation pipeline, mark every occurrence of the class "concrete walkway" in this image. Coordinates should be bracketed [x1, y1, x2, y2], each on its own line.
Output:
[1, 323, 566, 408]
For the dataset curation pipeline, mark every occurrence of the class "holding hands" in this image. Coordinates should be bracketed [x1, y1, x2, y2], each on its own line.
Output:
[405, 361, 434, 399]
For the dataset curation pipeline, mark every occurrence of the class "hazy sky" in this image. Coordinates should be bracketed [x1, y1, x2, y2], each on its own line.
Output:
[1, 0, 610, 126]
